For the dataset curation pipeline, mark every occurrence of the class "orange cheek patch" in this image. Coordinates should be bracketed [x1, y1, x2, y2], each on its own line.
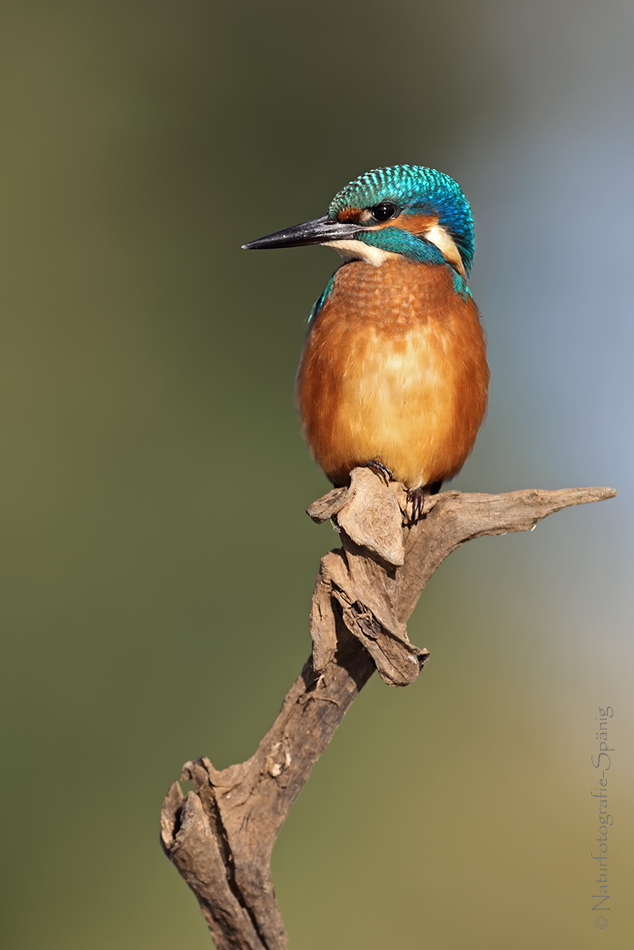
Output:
[391, 213, 439, 235]
[337, 211, 439, 232]
[337, 206, 361, 222]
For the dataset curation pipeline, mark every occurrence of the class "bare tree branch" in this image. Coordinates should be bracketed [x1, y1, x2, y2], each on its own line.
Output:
[160, 471, 616, 949]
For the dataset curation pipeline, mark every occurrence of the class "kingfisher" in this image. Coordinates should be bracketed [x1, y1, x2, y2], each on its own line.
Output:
[243, 165, 489, 519]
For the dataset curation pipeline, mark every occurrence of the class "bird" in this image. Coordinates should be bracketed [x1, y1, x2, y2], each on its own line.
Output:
[242, 165, 489, 520]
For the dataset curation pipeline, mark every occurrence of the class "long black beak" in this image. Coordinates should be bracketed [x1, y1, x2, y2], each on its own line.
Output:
[242, 214, 363, 250]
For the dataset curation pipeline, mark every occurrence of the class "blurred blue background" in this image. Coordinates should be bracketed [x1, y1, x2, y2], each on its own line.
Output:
[1, 1, 632, 947]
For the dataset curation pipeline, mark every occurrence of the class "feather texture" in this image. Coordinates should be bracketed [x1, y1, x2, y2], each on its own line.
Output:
[297, 258, 488, 489]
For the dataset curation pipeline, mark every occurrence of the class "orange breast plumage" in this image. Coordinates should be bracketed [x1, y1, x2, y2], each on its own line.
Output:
[296, 258, 489, 490]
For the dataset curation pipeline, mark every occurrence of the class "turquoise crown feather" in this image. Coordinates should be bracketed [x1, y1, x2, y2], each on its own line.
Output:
[328, 165, 475, 274]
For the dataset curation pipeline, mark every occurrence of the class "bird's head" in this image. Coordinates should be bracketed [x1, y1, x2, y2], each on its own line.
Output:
[243, 165, 475, 277]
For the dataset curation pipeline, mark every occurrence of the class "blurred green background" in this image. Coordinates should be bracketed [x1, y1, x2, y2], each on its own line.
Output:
[1, 1, 632, 947]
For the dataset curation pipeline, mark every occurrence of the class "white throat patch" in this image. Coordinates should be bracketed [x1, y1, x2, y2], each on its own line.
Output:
[423, 224, 467, 278]
[323, 239, 401, 267]
[324, 225, 466, 276]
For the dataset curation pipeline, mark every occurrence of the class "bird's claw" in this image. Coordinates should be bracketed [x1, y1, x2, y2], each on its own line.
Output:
[361, 459, 393, 486]
[407, 487, 426, 524]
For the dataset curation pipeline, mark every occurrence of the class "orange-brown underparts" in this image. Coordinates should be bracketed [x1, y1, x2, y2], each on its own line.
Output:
[297, 256, 488, 490]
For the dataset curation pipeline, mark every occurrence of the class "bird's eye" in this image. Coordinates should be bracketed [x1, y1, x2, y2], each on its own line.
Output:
[370, 202, 397, 222]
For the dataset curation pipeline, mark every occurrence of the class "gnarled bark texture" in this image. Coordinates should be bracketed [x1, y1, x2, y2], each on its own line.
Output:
[160, 471, 615, 949]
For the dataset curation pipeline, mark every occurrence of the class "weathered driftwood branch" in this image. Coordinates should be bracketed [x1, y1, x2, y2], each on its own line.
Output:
[160, 471, 615, 949]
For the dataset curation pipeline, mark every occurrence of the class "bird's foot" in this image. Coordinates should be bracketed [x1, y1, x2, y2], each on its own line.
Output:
[361, 459, 393, 486]
[407, 487, 426, 524]
[406, 481, 442, 524]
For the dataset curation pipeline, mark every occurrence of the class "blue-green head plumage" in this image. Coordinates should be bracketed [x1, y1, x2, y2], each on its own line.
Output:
[242, 164, 475, 283]
[328, 165, 475, 275]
